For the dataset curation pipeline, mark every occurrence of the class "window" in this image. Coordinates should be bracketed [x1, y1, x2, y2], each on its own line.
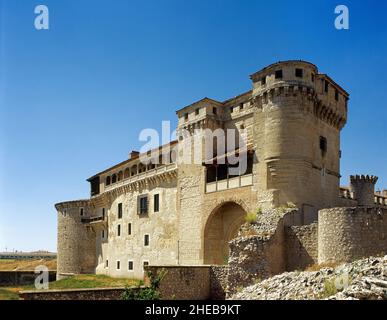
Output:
[275, 70, 283, 79]
[105, 260, 109, 268]
[116, 261, 120, 270]
[213, 107, 217, 115]
[295, 68, 303, 78]
[335, 89, 339, 101]
[138, 195, 148, 215]
[143, 261, 149, 270]
[154, 194, 160, 212]
[184, 113, 188, 121]
[117, 224, 121, 236]
[239, 103, 244, 110]
[311, 73, 315, 82]
[80, 208, 84, 216]
[128, 261, 133, 271]
[324, 80, 329, 93]
[195, 108, 200, 116]
[106, 176, 111, 186]
[102, 208, 105, 220]
[320, 136, 327, 156]
[230, 106, 234, 113]
[144, 234, 150, 246]
[101, 230, 105, 239]
[261, 77, 266, 85]
[118, 203, 122, 219]
[128, 223, 132, 235]
[112, 174, 117, 183]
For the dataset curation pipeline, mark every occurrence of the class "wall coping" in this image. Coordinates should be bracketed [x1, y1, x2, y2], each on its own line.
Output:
[20, 285, 145, 295]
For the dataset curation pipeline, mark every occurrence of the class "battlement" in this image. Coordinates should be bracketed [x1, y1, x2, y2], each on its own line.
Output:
[350, 175, 378, 184]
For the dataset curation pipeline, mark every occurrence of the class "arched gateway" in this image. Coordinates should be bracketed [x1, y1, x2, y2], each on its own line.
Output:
[203, 202, 246, 265]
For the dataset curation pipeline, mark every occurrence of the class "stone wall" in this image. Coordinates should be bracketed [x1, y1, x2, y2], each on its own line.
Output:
[318, 207, 387, 264]
[0, 271, 56, 286]
[285, 223, 318, 271]
[19, 287, 134, 300]
[146, 266, 211, 300]
[209, 266, 229, 300]
[227, 221, 286, 295]
[145, 265, 230, 300]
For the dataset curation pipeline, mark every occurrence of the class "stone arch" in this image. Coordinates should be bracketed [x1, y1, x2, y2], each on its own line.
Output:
[203, 201, 247, 265]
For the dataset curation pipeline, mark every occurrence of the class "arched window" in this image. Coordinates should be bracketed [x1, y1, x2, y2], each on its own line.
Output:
[130, 165, 138, 176]
[112, 174, 117, 184]
[124, 168, 130, 179]
[118, 171, 123, 181]
[106, 176, 111, 186]
[138, 163, 146, 173]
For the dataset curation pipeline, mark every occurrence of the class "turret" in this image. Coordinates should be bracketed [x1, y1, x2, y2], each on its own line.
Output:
[350, 175, 378, 206]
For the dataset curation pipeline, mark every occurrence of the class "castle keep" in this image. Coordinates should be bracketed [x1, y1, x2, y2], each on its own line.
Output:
[55, 61, 387, 281]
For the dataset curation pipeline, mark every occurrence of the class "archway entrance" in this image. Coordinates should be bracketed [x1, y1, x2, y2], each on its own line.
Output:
[203, 202, 246, 265]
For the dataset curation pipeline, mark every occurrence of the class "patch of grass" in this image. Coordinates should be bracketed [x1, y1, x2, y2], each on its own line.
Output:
[49, 274, 141, 290]
[320, 279, 338, 298]
[286, 202, 297, 209]
[245, 212, 257, 224]
[0, 287, 25, 300]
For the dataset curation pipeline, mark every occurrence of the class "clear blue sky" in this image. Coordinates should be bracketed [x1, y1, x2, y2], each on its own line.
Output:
[0, 0, 386, 252]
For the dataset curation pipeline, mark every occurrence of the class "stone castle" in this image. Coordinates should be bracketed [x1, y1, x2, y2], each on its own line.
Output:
[55, 61, 387, 281]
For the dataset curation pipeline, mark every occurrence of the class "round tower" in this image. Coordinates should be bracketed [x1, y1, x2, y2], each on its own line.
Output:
[56, 200, 96, 280]
[349, 175, 378, 206]
[250, 60, 348, 220]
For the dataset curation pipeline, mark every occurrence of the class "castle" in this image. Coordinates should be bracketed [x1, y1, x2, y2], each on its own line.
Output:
[55, 61, 387, 281]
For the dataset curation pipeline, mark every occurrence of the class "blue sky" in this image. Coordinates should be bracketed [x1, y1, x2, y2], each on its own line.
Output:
[0, 0, 386, 252]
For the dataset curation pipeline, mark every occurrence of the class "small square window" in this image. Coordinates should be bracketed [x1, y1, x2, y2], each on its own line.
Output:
[295, 68, 303, 78]
[116, 261, 120, 270]
[275, 70, 283, 79]
[143, 261, 149, 270]
[128, 261, 133, 271]
[144, 234, 150, 246]
[261, 77, 266, 85]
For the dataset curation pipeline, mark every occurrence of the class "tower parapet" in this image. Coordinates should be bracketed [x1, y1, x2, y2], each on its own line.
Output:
[349, 175, 378, 207]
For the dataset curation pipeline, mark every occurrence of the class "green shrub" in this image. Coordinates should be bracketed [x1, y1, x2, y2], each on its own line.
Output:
[320, 279, 338, 298]
[122, 269, 167, 300]
[245, 212, 257, 224]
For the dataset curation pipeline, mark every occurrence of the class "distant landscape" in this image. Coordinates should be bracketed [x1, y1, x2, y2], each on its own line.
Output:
[0, 259, 57, 271]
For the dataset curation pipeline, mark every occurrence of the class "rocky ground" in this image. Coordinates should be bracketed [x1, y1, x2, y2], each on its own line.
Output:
[229, 255, 387, 300]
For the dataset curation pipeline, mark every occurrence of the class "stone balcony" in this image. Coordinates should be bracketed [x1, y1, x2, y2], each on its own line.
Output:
[81, 215, 107, 231]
